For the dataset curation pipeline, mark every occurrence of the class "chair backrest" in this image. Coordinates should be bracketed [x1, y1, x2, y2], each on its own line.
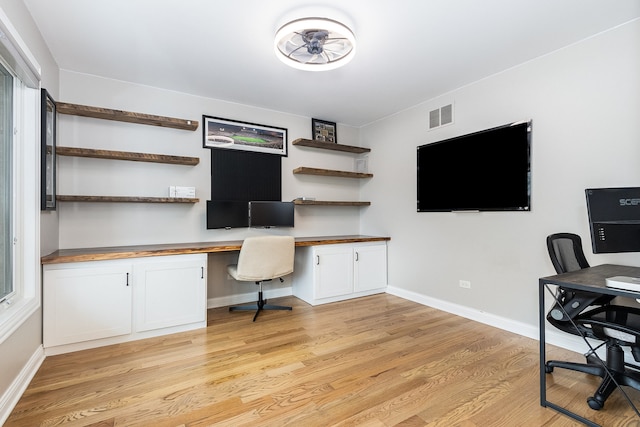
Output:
[545, 233, 612, 332]
[234, 235, 295, 281]
[546, 233, 590, 274]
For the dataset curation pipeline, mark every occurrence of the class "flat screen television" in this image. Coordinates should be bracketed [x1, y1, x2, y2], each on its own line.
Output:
[206, 200, 249, 229]
[249, 201, 294, 228]
[417, 120, 532, 212]
[586, 187, 640, 253]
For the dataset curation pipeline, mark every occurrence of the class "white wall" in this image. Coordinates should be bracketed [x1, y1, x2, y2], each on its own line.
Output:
[56, 71, 364, 300]
[360, 19, 640, 330]
[55, 18, 640, 326]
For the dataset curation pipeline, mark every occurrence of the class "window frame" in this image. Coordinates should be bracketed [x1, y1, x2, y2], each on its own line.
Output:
[0, 7, 42, 345]
[0, 61, 13, 304]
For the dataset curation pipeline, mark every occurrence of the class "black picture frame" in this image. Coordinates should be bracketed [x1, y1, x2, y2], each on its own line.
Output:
[41, 89, 56, 211]
[202, 115, 288, 156]
[312, 118, 337, 143]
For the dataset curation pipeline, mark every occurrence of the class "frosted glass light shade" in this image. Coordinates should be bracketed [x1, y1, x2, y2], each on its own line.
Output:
[274, 18, 356, 71]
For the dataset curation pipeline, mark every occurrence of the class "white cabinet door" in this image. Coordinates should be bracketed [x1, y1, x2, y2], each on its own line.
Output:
[43, 263, 132, 347]
[314, 245, 354, 299]
[293, 242, 388, 305]
[134, 254, 207, 333]
[353, 244, 388, 292]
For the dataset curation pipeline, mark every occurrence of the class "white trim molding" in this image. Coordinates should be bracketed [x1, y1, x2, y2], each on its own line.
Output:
[386, 285, 589, 355]
[0, 345, 44, 425]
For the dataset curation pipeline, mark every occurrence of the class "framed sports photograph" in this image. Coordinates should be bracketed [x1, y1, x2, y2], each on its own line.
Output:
[41, 89, 56, 210]
[312, 118, 337, 143]
[202, 115, 288, 156]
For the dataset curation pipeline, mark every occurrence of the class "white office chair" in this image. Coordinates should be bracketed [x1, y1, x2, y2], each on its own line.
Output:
[227, 235, 294, 321]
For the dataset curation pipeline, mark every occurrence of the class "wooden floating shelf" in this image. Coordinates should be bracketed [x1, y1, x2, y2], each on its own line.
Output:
[293, 167, 373, 179]
[292, 138, 370, 154]
[56, 102, 199, 131]
[57, 146, 200, 166]
[293, 200, 371, 206]
[57, 195, 199, 204]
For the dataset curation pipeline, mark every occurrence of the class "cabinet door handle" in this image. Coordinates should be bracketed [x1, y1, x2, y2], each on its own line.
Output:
[126, 272, 129, 286]
[201, 266, 204, 279]
[355, 251, 359, 262]
[316, 255, 320, 265]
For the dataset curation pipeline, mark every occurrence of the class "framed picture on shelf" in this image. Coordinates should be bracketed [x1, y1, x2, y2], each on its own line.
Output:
[202, 115, 288, 156]
[312, 118, 337, 143]
[41, 89, 56, 211]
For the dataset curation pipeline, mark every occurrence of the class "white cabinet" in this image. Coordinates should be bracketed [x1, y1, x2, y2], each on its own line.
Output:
[43, 261, 132, 347]
[353, 244, 388, 292]
[293, 242, 387, 305]
[134, 256, 207, 332]
[314, 244, 354, 299]
[43, 254, 207, 354]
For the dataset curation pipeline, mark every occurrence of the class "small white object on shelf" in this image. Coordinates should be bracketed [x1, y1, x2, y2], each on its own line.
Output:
[169, 186, 196, 198]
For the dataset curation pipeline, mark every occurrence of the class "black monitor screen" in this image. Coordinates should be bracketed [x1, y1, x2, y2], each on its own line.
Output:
[206, 200, 249, 229]
[249, 201, 294, 228]
[417, 120, 531, 212]
[586, 187, 640, 253]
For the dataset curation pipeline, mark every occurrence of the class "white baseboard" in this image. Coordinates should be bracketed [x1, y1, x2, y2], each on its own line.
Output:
[210, 285, 589, 355]
[0, 345, 45, 425]
[386, 286, 590, 355]
[208, 286, 292, 309]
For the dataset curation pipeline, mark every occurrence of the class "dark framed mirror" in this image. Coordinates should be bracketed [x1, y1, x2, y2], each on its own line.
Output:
[41, 89, 56, 210]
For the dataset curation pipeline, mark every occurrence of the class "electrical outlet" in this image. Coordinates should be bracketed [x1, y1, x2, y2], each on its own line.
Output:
[459, 280, 471, 289]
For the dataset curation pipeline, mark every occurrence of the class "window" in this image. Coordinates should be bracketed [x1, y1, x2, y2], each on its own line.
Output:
[0, 7, 41, 344]
[0, 63, 13, 304]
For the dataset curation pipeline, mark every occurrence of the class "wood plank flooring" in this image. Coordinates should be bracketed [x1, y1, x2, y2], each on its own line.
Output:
[6, 294, 640, 426]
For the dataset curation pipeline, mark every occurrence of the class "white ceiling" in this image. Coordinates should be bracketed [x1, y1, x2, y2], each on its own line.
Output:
[23, 0, 640, 127]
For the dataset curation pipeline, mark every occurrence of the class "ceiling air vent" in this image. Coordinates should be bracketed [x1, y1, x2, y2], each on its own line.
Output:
[428, 103, 454, 130]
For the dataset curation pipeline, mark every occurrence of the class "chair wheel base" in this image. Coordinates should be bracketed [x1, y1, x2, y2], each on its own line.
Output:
[229, 291, 292, 322]
[587, 397, 603, 410]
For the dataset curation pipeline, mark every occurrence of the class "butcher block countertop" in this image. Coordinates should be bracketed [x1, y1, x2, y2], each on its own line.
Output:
[41, 235, 391, 264]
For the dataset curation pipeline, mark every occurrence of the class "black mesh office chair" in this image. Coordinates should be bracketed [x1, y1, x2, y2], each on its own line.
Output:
[545, 233, 640, 410]
[545, 233, 610, 334]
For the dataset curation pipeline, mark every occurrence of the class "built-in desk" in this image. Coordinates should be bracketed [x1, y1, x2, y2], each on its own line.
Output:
[41, 235, 390, 264]
[41, 235, 390, 355]
[539, 264, 640, 426]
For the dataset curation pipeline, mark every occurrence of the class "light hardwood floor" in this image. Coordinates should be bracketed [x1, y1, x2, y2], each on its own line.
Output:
[6, 294, 640, 426]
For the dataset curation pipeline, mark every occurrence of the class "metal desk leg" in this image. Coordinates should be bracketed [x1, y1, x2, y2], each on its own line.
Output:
[539, 279, 547, 407]
[539, 281, 601, 427]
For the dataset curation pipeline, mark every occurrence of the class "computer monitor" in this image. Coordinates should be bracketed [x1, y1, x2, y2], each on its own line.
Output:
[206, 200, 249, 229]
[249, 201, 294, 228]
[586, 187, 640, 253]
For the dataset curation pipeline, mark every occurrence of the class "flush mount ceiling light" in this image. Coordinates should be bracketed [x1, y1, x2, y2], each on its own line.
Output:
[274, 17, 356, 71]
